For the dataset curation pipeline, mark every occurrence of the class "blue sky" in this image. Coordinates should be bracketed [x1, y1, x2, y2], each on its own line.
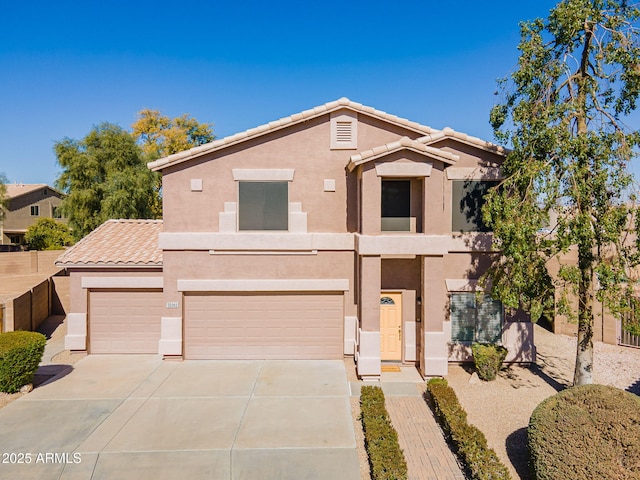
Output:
[0, 0, 607, 186]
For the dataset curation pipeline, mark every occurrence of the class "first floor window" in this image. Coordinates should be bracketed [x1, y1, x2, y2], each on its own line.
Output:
[238, 181, 288, 231]
[30, 205, 39, 216]
[450, 292, 503, 343]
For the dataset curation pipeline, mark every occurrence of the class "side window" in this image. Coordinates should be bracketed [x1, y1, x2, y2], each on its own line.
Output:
[30, 205, 40, 216]
[450, 292, 503, 343]
[451, 180, 498, 232]
[238, 182, 288, 231]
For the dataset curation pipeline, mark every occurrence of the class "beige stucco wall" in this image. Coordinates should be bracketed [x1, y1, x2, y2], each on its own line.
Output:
[161, 250, 356, 316]
[548, 250, 618, 345]
[67, 268, 163, 315]
[2, 188, 66, 244]
[151, 106, 536, 375]
[161, 111, 426, 234]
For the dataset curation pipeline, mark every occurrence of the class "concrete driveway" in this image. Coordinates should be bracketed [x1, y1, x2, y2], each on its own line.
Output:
[0, 356, 360, 480]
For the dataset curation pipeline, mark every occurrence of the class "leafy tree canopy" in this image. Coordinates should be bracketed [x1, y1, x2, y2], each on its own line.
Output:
[55, 123, 156, 239]
[0, 172, 7, 222]
[132, 109, 215, 217]
[25, 218, 73, 250]
[485, 0, 640, 385]
[132, 109, 215, 161]
[55, 112, 214, 239]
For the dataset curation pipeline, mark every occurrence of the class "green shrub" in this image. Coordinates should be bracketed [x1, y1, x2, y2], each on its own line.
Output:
[472, 343, 508, 381]
[360, 385, 408, 480]
[529, 384, 640, 480]
[427, 378, 511, 480]
[0, 331, 46, 393]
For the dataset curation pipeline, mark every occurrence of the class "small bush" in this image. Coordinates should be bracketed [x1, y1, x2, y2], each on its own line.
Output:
[472, 343, 508, 381]
[529, 384, 640, 480]
[360, 385, 408, 480]
[0, 331, 46, 393]
[427, 378, 511, 480]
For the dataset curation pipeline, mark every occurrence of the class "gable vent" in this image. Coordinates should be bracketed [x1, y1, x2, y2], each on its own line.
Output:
[336, 121, 353, 143]
[330, 111, 357, 149]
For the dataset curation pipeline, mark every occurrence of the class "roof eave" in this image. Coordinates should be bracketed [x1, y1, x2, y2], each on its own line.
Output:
[55, 262, 163, 269]
[347, 145, 459, 172]
[148, 98, 437, 172]
[419, 130, 509, 156]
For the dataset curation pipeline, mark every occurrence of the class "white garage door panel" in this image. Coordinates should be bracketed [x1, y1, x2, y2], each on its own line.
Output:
[185, 293, 343, 359]
[90, 290, 163, 354]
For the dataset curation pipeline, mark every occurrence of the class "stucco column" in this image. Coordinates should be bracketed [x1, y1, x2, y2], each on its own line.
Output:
[357, 255, 381, 380]
[421, 255, 448, 376]
[159, 251, 183, 357]
[360, 166, 381, 235]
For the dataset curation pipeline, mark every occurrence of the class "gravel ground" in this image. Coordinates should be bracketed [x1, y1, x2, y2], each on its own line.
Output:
[447, 324, 640, 479]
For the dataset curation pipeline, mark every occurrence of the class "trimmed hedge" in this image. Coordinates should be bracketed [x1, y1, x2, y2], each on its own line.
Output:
[427, 378, 511, 480]
[0, 331, 46, 393]
[360, 385, 408, 480]
[529, 384, 640, 480]
[472, 343, 508, 381]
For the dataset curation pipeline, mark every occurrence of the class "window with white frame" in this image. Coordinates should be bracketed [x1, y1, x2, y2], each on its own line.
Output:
[450, 292, 503, 343]
[238, 181, 288, 230]
[30, 205, 39, 216]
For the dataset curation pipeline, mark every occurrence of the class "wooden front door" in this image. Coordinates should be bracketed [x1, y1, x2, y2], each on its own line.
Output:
[380, 292, 402, 361]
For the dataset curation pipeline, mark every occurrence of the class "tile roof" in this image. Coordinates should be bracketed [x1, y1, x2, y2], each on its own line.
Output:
[5, 183, 62, 199]
[148, 97, 439, 171]
[347, 136, 460, 171]
[55, 219, 163, 267]
[418, 128, 508, 155]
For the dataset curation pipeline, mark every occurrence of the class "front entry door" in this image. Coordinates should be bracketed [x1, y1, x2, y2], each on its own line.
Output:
[380, 292, 402, 361]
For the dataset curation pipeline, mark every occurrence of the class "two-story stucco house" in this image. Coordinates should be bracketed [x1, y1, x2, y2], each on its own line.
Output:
[58, 98, 535, 379]
[1, 183, 67, 246]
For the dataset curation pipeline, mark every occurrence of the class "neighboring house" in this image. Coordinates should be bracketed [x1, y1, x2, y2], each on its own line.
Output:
[1, 183, 67, 245]
[57, 98, 536, 379]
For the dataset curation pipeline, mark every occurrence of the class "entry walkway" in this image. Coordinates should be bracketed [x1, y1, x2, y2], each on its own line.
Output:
[351, 366, 465, 480]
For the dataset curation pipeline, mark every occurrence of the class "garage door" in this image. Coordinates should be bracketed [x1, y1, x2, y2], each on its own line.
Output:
[89, 290, 163, 354]
[184, 293, 343, 359]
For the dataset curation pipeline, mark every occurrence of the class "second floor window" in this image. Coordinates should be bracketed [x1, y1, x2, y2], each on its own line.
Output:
[30, 205, 39, 216]
[381, 180, 411, 231]
[451, 180, 498, 232]
[238, 181, 288, 231]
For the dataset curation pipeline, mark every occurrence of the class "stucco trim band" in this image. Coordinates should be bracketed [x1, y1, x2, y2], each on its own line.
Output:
[232, 169, 295, 181]
[446, 167, 503, 180]
[445, 279, 485, 292]
[374, 162, 432, 177]
[356, 234, 450, 255]
[177, 278, 350, 292]
[81, 277, 164, 289]
[159, 232, 355, 251]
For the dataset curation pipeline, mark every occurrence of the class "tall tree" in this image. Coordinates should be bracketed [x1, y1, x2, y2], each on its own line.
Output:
[55, 123, 156, 239]
[132, 109, 215, 216]
[0, 172, 7, 222]
[486, 0, 640, 385]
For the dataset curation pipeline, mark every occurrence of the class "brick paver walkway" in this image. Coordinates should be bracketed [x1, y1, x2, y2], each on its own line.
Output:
[385, 394, 465, 480]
